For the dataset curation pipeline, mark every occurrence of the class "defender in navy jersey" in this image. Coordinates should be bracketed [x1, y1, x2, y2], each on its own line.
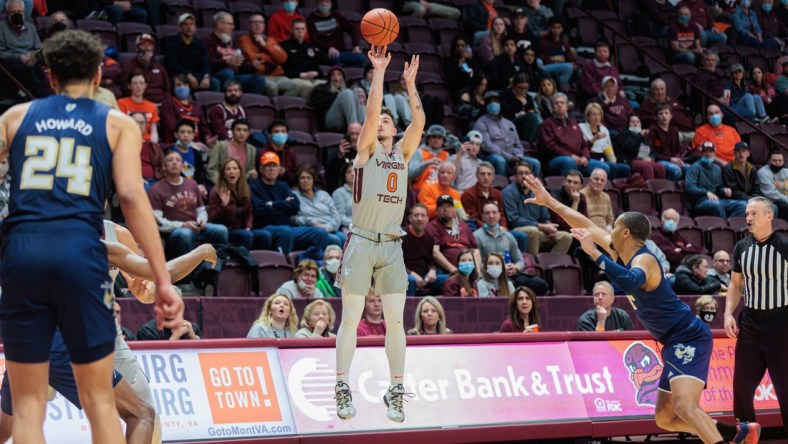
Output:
[523, 175, 760, 444]
[334, 46, 424, 423]
[0, 30, 181, 444]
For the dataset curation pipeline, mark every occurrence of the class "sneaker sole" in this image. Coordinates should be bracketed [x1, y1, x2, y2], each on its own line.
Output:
[337, 408, 356, 420]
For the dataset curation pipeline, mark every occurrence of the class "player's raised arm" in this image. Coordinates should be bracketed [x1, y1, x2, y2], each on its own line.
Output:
[356, 46, 391, 163]
[398, 55, 425, 162]
[523, 175, 615, 256]
[108, 110, 183, 329]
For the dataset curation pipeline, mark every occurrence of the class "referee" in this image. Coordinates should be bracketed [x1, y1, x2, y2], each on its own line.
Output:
[724, 196, 788, 437]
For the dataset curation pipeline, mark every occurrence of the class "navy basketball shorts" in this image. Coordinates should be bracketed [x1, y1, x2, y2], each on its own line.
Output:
[0, 330, 123, 415]
[0, 221, 116, 364]
[658, 317, 713, 392]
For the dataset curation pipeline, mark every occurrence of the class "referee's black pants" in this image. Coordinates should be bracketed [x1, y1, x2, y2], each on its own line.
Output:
[733, 305, 788, 436]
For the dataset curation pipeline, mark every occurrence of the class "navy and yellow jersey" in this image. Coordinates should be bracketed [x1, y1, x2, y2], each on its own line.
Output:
[4, 95, 113, 235]
[624, 246, 697, 344]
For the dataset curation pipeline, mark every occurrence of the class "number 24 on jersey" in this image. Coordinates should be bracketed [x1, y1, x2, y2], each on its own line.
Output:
[19, 136, 93, 196]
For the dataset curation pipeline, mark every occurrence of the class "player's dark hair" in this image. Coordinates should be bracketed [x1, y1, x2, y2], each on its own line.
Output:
[618, 211, 651, 242]
[43, 29, 104, 86]
[380, 107, 395, 123]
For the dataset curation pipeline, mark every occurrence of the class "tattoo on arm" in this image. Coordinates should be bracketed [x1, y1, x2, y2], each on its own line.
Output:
[412, 92, 423, 111]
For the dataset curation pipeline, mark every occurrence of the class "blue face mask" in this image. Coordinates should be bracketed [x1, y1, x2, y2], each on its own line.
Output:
[272, 133, 288, 146]
[783, 0, 788, 6]
[678, 15, 691, 25]
[486, 102, 501, 115]
[483, 223, 500, 231]
[708, 114, 722, 126]
[283, 1, 297, 12]
[458, 262, 475, 276]
[174, 85, 190, 100]
[741, 0, 751, 7]
[762, 3, 773, 11]
[700, 156, 714, 165]
[318, 4, 332, 13]
[662, 219, 677, 233]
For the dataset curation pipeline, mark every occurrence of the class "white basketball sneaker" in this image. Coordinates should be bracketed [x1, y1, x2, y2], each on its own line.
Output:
[334, 381, 356, 420]
[383, 384, 412, 423]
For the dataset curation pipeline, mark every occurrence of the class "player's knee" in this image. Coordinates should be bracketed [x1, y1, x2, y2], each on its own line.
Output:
[671, 397, 695, 420]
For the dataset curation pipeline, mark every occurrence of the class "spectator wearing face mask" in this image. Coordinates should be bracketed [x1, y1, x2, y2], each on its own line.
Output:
[651, 208, 702, 271]
[442, 249, 480, 297]
[694, 295, 718, 325]
[160, 74, 213, 145]
[476, 253, 515, 298]
[269, 0, 308, 43]
[204, 11, 266, 95]
[276, 259, 325, 299]
[0, 0, 47, 97]
[316, 245, 342, 298]
[120, 34, 170, 104]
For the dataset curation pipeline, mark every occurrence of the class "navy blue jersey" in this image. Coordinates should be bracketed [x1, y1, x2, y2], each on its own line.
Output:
[624, 246, 696, 344]
[4, 96, 113, 235]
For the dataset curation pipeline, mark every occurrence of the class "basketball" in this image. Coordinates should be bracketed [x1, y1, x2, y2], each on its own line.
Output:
[360, 8, 399, 47]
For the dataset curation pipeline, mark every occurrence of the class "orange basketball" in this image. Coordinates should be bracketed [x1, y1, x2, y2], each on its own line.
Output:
[360, 8, 399, 47]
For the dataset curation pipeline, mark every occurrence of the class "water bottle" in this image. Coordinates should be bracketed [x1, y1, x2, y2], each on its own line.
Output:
[504, 250, 512, 265]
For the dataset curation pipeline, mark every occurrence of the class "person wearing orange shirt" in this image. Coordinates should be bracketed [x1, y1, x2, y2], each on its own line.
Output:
[417, 161, 467, 221]
[118, 72, 160, 143]
[268, 0, 308, 43]
[408, 124, 450, 192]
[238, 13, 305, 97]
[691, 103, 740, 164]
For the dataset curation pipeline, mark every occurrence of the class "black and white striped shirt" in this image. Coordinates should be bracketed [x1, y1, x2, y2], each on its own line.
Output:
[733, 233, 788, 310]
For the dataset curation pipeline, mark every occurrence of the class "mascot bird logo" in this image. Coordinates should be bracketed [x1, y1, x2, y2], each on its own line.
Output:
[623, 342, 663, 406]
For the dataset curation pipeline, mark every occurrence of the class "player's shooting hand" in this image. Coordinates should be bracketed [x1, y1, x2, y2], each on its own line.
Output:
[155, 285, 184, 331]
[523, 175, 552, 207]
[724, 313, 738, 338]
[402, 54, 420, 87]
[571, 228, 600, 259]
[368, 45, 391, 70]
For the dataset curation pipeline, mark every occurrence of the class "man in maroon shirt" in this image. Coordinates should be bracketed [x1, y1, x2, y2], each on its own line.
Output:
[402, 204, 441, 295]
[160, 73, 213, 144]
[426, 195, 482, 278]
[120, 33, 171, 104]
[591, 76, 632, 133]
[580, 39, 622, 99]
[677, 0, 728, 46]
[207, 80, 246, 141]
[538, 93, 610, 176]
[148, 151, 229, 261]
[650, 208, 702, 271]
[203, 11, 266, 95]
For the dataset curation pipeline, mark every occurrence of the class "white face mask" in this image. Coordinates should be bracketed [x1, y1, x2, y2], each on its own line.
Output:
[487, 265, 503, 279]
[325, 258, 340, 274]
[298, 278, 315, 291]
[0, 163, 8, 177]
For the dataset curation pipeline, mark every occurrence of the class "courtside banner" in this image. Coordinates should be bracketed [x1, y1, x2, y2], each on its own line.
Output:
[568, 338, 777, 419]
[0, 348, 296, 443]
[278, 343, 589, 434]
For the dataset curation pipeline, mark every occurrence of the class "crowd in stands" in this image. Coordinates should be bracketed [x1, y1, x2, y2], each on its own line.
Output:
[1, 0, 788, 336]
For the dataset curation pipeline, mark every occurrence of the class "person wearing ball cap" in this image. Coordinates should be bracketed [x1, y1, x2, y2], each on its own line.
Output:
[722, 141, 761, 203]
[685, 140, 747, 218]
[474, 91, 542, 177]
[333, 44, 425, 423]
[162, 13, 212, 92]
[450, 129, 484, 192]
[120, 33, 171, 104]
[409, 124, 450, 191]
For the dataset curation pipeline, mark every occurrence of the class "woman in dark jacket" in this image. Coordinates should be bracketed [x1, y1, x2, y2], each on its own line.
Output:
[445, 35, 480, 103]
[500, 73, 541, 143]
[672, 255, 721, 295]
